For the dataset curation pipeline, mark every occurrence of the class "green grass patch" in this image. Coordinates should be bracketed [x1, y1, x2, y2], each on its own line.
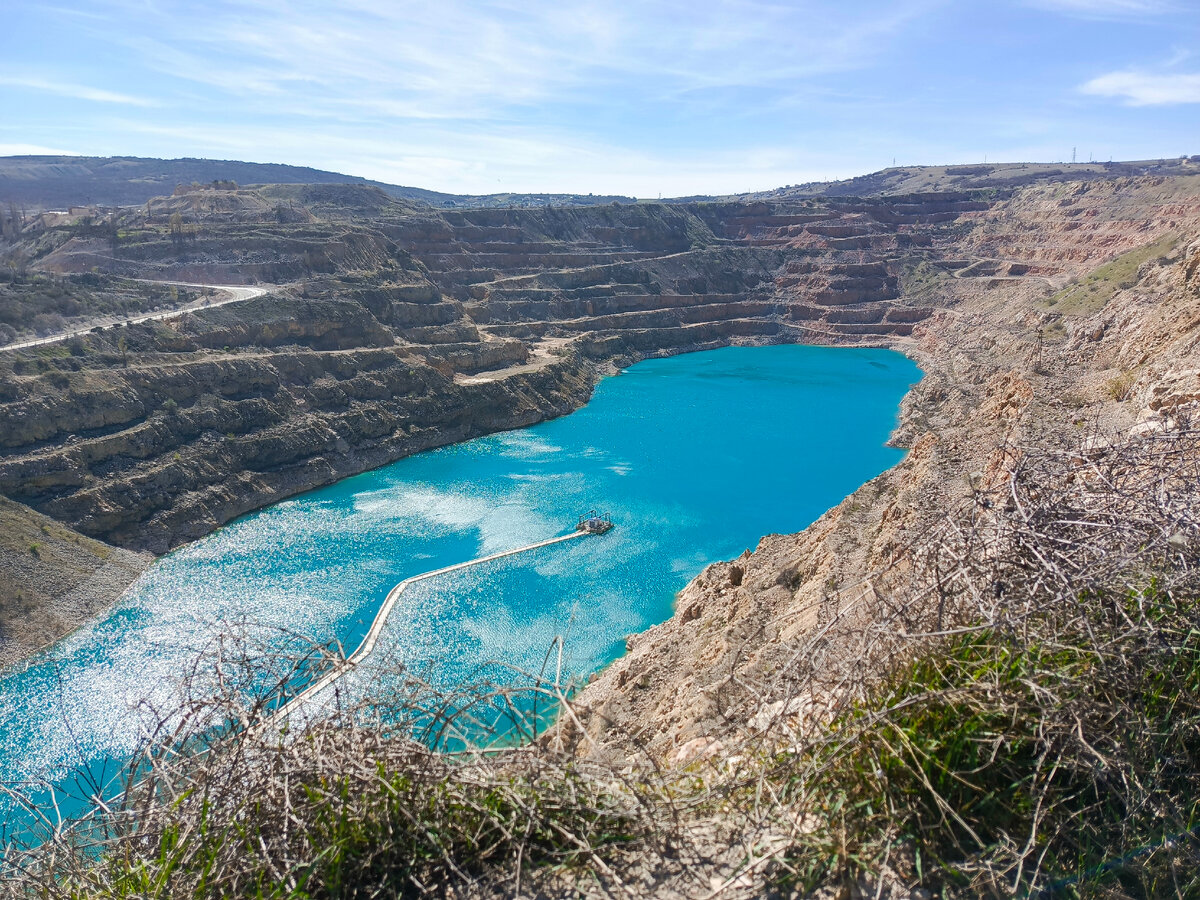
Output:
[80, 762, 642, 899]
[1040, 319, 1068, 344]
[768, 587, 1200, 897]
[1046, 233, 1177, 316]
[899, 259, 952, 298]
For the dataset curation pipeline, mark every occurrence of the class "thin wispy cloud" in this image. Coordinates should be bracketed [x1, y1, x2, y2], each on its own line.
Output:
[1082, 69, 1200, 104]
[0, 76, 157, 107]
[0, 143, 82, 157]
[3, 1, 1198, 194]
[87, 0, 938, 118]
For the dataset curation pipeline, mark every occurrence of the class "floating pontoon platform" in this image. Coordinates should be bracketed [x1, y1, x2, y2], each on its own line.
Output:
[577, 510, 614, 534]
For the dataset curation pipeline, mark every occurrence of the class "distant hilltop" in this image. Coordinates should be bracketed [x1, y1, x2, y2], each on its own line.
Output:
[734, 156, 1200, 201]
[0, 156, 637, 211]
[2, 152, 1198, 214]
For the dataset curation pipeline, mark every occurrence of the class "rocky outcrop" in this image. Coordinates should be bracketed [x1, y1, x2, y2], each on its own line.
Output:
[568, 186, 1200, 765]
[0, 334, 592, 553]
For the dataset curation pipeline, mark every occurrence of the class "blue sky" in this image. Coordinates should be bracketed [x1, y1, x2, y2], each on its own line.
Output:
[1, 0, 1198, 196]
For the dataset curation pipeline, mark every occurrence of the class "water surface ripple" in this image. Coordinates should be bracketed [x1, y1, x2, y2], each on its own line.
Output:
[0, 345, 920, 820]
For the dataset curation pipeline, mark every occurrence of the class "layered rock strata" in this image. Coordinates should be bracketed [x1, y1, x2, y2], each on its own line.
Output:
[4, 174, 1200, 679]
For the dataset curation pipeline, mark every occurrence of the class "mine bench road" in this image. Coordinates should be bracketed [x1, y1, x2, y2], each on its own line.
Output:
[1, 280, 271, 352]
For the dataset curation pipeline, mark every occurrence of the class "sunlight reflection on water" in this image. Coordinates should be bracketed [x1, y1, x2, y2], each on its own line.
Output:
[0, 344, 920, 820]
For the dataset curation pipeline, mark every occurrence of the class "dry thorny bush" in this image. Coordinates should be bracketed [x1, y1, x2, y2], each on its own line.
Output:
[708, 419, 1200, 898]
[3, 420, 1200, 898]
[1, 631, 702, 898]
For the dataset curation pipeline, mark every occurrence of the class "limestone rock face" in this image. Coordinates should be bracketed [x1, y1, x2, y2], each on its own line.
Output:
[0, 343, 593, 554]
[567, 179, 1200, 763]
[1143, 369, 1200, 413]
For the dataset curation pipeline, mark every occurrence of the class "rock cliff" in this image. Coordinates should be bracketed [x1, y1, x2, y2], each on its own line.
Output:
[569, 175, 1200, 762]
[3, 171, 1200, 687]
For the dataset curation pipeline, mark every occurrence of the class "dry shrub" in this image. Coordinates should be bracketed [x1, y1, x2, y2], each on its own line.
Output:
[1103, 371, 1137, 402]
[0, 639, 698, 898]
[716, 420, 1200, 897]
[4, 421, 1200, 898]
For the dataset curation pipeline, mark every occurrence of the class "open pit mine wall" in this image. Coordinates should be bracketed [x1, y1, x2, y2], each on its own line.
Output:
[0, 193, 987, 559]
[384, 195, 989, 350]
[569, 175, 1200, 762]
[9, 177, 1196, 668]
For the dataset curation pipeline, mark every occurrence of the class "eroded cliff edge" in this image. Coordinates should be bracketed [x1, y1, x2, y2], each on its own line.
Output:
[570, 174, 1200, 761]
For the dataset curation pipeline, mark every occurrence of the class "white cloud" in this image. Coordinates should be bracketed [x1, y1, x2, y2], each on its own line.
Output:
[0, 143, 82, 156]
[101, 112, 863, 197]
[13, 0, 1042, 195]
[86, 0, 939, 119]
[0, 76, 157, 107]
[1082, 70, 1200, 105]
[31, 0, 945, 196]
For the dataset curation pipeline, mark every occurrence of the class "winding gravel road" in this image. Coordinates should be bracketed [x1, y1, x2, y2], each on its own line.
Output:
[1, 280, 272, 352]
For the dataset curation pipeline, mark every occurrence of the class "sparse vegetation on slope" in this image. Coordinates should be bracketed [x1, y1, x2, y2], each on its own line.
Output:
[767, 596, 1200, 896]
[1046, 232, 1178, 317]
[0, 496, 149, 667]
[0, 274, 192, 343]
[725, 423, 1200, 898]
[5, 424, 1198, 898]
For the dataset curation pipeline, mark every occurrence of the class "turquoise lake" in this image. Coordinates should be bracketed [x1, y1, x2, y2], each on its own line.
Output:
[0, 344, 921, 828]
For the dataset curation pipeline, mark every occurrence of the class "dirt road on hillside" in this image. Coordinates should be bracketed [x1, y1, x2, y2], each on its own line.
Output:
[1, 281, 272, 352]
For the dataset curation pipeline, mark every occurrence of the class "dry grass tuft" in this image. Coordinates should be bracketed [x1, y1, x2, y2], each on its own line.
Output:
[4, 421, 1200, 898]
[708, 419, 1200, 897]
